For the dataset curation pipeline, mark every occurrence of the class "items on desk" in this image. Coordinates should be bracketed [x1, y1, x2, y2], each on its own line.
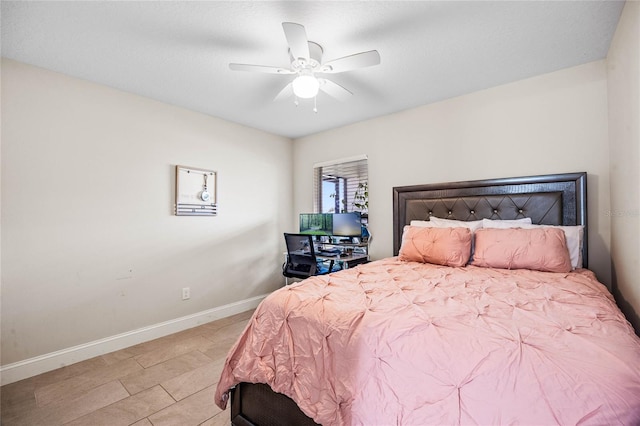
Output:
[317, 247, 341, 256]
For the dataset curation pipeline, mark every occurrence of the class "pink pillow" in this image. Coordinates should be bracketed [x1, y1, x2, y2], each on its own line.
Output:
[398, 226, 471, 267]
[472, 228, 572, 272]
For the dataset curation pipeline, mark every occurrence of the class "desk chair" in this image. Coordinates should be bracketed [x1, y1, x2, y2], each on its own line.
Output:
[283, 233, 341, 285]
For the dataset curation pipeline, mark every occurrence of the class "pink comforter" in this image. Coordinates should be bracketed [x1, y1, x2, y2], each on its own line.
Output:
[215, 258, 640, 425]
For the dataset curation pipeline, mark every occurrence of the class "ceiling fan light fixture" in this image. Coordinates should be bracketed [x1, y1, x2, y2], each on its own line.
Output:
[292, 72, 319, 99]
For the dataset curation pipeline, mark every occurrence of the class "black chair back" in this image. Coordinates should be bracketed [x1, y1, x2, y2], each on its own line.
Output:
[283, 233, 318, 279]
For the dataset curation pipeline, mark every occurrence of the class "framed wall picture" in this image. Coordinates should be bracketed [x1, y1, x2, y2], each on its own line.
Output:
[175, 165, 217, 216]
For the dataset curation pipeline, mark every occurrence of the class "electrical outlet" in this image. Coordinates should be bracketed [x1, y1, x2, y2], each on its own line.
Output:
[182, 287, 190, 300]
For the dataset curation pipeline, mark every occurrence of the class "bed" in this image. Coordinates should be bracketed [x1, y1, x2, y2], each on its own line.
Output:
[215, 172, 640, 425]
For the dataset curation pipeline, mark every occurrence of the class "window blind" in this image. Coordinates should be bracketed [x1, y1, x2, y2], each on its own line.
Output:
[313, 156, 368, 215]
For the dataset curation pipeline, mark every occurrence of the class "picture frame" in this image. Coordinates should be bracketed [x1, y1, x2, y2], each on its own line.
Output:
[175, 165, 217, 216]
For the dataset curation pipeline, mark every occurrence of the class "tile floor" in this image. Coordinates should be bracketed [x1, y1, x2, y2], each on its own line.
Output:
[0, 310, 254, 425]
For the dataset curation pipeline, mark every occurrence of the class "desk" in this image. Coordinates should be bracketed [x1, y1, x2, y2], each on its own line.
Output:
[283, 252, 369, 270]
[316, 253, 369, 269]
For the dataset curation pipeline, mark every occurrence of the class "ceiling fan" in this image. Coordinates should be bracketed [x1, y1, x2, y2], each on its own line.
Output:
[229, 22, 381, 112]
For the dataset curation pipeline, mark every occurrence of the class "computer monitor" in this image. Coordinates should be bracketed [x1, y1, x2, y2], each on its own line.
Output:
[299, 213, 333, 236]
[332, 212, 362, 237]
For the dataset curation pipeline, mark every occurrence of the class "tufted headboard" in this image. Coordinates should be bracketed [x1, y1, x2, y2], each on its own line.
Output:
[392, 172, 587, 267]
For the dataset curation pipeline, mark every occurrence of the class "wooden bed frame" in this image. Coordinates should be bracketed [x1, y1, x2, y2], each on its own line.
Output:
[229, 172, 588, 426]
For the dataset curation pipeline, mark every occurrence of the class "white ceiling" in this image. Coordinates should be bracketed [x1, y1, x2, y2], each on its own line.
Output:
[1, 1, 625, 139]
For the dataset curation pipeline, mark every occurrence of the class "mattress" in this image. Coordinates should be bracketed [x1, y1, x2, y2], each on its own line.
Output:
[215, 258, 640, 425]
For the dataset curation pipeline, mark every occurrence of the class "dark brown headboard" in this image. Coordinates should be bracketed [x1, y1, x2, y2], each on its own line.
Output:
[393, 172, 587, 267]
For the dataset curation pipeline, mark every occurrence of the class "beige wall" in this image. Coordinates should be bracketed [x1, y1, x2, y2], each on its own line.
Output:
[294, 61, 612, 288]
[1, 59, 293, 365]
[607, 1, 640, 333]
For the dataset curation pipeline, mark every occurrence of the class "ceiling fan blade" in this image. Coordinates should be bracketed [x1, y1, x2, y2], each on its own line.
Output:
[282, 22, 310, 61]
[274, 83, 293, 102]
[229, 63, 294, 74]
[319, 50, 381, 73]
[318, 78, 352, 101]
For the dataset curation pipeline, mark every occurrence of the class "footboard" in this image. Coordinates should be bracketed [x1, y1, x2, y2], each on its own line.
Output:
[231, 382, 319, 426]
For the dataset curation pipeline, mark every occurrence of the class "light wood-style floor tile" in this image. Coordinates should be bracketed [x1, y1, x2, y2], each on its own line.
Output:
[134, 335, 213, 368]
[36, 356, 110, 386]
[111, 333, 185, 359]
[200, 334, 238, 364]
[147, 385, 221, 426]
[198, 317, 249, 365]
[100, 347, 139, 365]
[35, 358, 142, 407]
[0, 383, 38, 423]
[130, 418, 153, 426]
[166, 323, 214, 341]
[11, 380, 129, 426]
[199, 408, 231, 426]
[2, 355, 109, 414]
[161, 359, 225, 401]
[64, 385, 175, 426]
[120, 350, 212, 395]
[203, 310, 254, 332]
[199, 319, 250, 344]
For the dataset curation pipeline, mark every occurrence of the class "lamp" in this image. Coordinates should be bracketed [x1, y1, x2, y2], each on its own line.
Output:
[292, 70, 319, 99]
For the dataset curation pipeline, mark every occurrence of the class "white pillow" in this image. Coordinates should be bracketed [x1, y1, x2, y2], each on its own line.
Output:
[482, 219, 584, 269]
[410, 220, 435, 227]
[428, 217, 483, 233]
[481, 218, 532, 226]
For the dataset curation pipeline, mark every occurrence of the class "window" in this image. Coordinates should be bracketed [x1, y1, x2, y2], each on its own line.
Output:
[313, 155, 368, 216]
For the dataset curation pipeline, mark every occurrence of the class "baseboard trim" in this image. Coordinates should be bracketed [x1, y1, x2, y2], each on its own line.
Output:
[0, 294, 268, 386]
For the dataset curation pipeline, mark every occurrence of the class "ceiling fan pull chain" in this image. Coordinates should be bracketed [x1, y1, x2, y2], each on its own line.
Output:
[294, 95, 299, 106]
[313, 96, 318, 113]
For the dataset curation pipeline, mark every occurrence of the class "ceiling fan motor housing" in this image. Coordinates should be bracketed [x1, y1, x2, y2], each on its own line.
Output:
[290, 41, 323, 72]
